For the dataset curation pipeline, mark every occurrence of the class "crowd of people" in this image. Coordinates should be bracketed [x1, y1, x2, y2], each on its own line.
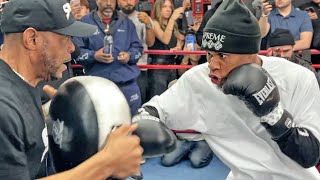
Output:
[0, 0, 320, 180]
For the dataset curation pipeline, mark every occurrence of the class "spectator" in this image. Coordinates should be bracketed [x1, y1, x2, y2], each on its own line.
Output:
[73, 0, 143, 115]
[68, 0, 90, 20]
[268, 28, 320, 86]
[259, 0, 313, 51]
[173, 0, 192, 34]
[118, 0, 155, 104]
[178, 34, 204, 76]
[161, 129, 214, 168]
[147, 0, 185, 100]
[195, 0, 223, 45]
[299, 0, 320, 50]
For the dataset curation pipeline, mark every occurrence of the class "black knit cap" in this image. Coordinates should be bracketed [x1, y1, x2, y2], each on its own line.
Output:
[202, 0, 261, 54]
[269, 28, 295, 47]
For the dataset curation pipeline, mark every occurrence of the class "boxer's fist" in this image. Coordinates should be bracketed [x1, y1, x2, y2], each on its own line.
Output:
[222, 63, 280, 117]
[132, 106, 177, 157]
[223, 64, 295, 139]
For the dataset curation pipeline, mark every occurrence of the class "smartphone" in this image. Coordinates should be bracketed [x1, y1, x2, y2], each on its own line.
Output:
[173, 0, 183, 9]
[305, 7, 315, 13]
[268, 0, 275, 7]
[185, 10, 194, 26]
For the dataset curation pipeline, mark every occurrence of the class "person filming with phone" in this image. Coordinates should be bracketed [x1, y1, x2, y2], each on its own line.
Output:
[258, 0, 313, 51]
[299, 0, 320, 50]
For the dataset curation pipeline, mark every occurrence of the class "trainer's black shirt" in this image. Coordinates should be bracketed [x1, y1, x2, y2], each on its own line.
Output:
[0, 59, 47, 179]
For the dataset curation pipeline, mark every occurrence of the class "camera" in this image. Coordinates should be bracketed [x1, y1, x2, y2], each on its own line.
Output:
[305, 7, 315, 13]
[135, 0, 153, 12]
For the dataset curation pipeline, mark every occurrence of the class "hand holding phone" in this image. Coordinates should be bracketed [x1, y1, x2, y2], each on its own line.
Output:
[305, 7, 315, 13]
[268, 0, 275, 7]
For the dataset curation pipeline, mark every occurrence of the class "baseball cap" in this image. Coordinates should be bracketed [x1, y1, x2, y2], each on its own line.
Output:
[0, 0, 97, 37]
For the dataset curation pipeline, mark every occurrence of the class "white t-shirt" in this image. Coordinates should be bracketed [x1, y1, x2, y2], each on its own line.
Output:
[127, 11, 148, 66]
[144, 55, 320, 180]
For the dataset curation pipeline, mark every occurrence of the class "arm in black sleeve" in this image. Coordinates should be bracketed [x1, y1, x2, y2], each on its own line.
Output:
[262, 110, 320, 168]
[0, 103, 30, 179]
[311, 19, 320, 50]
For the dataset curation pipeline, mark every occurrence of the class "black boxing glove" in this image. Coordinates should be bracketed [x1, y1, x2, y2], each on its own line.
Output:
[132, 106, 177, 158]
[222, 63, 320, 168]
[222, 63, 280, 117]
[222, 63, 292, 139]
[47, 76, 132, 172]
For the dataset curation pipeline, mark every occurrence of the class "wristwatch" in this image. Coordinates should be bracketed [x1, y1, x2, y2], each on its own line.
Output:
[145, 22, 154, 30]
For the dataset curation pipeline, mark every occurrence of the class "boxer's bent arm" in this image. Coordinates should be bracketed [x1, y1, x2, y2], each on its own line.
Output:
[143, 106, 160, 118]
[262, 113, 320, 168]
[37, 152, 113, 180]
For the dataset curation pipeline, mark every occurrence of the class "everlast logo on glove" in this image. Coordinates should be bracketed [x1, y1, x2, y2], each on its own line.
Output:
[202, 32, 226, 50]
[223, 64, 280, 117]
[252, 77, 276, 105]
[52, 119, 64, 148]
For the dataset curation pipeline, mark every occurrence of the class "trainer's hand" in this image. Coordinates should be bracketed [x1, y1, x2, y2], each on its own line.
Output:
[42, 85, 57, 118]
[94, 48, 114, 63]
[43, 85, 57, 99]
[102, 123, 143, 179]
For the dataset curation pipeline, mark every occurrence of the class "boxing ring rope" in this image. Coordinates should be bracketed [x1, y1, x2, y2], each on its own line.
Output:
[72, 63, 320, 69]
[71, 49, 320, 69]
[70, 49, 320, 134]
[144, 49, 320, 55]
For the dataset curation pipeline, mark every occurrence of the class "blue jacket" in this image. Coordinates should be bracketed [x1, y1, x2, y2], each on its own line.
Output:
[73, 10, 143, 83]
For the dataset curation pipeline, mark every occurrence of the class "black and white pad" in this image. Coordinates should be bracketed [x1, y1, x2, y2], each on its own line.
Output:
[47, 76, 131, 172]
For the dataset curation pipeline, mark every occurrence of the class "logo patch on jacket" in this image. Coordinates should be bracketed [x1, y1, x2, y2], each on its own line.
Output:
[117, 29, 125, 32]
